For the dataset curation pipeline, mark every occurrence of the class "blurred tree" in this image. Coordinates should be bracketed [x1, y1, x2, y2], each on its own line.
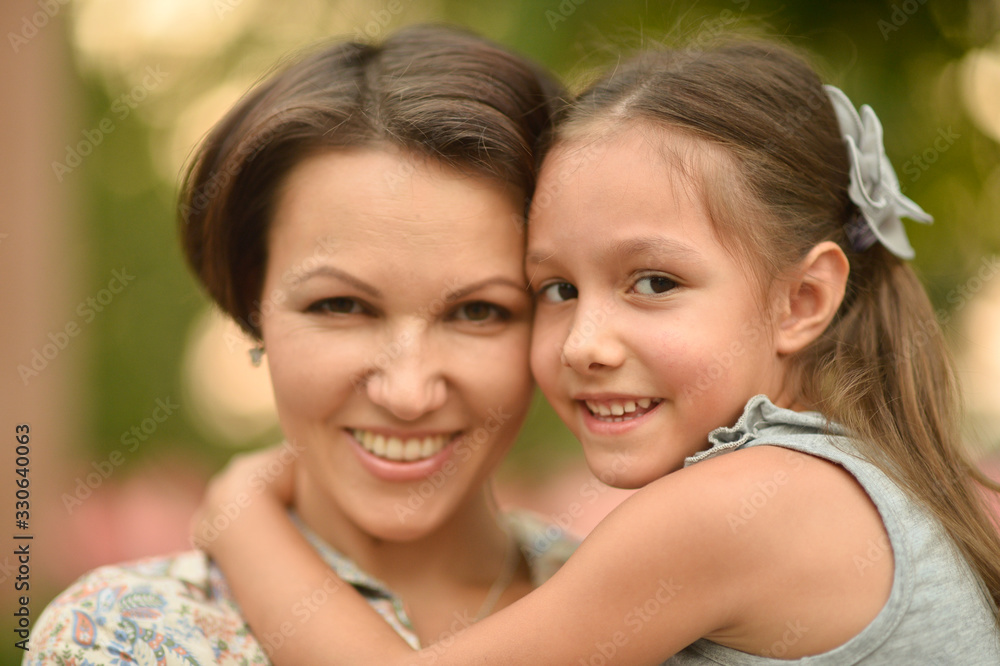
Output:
[63, 0, 1000, 477]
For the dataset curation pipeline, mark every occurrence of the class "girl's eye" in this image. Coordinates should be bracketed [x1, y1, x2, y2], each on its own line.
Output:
[633, 276, 677, 295]
[453, 301, 508, 323]
[539, 282, 578, 303]
[309, 297, 364, 315]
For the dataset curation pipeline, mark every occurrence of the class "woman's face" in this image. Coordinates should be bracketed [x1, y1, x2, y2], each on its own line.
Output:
[260, 148, 533, 542]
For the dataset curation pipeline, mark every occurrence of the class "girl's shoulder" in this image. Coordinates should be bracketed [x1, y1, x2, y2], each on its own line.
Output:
[632, 443, 999, 662]
[621, 444, 895, 658]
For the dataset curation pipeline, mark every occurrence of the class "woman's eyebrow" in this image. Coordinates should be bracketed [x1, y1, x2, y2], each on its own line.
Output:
[294, 269, 525, 300]
[446, 276, 528, 301]
[296, 265, 382, 298]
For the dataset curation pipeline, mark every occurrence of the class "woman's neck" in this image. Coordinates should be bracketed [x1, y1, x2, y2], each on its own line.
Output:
[291, 472, 530, 642]
[291, 472, 513, 594]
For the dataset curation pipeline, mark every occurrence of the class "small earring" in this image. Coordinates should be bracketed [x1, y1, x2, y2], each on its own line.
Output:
[249, 345, 265, 367]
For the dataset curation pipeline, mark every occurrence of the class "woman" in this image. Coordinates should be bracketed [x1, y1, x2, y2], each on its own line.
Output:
[27, 24, 575, 665]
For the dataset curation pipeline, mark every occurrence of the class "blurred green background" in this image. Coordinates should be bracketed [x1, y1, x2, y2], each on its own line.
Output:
[3, 0, 1000, 663]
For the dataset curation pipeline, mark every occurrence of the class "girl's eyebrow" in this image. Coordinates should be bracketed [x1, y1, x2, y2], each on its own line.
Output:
[608, 236, 704, 261]
[526, 237, 703, 267]
[525, 248, 557, 267]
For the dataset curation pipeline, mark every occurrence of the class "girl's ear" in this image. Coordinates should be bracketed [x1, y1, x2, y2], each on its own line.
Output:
[775, 241, 849, 355]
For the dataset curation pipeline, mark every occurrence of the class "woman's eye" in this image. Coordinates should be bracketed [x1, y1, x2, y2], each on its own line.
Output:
[309, 297, 364, 315]
[539, 282, 578, 303]
[453, 301, 508, 323]
[633, 276, 677, 295]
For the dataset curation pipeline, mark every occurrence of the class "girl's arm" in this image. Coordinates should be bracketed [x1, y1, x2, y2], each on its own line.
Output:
[193, 447, 415, 663]
[198, 446, 844, 665]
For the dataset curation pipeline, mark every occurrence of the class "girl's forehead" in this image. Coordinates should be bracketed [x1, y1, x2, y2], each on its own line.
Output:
[534, 127, 724, 227]
[526, 125, 770, 293]
[544, 122, 731, 187]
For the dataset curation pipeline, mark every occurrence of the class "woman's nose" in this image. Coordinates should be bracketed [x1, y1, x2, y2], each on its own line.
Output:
[365, 328, 447, 420]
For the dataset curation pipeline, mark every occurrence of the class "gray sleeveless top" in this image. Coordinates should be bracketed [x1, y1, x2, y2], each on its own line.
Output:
[666, 395, 1000, 665]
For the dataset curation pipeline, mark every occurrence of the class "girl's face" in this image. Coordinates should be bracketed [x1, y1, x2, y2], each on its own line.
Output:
[527, 128, 789, 488]
[261, 148, 533, 542]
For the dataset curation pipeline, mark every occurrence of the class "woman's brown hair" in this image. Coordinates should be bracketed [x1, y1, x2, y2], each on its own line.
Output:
[560, 39, 1000, 617]
[179, 24, 564, 338]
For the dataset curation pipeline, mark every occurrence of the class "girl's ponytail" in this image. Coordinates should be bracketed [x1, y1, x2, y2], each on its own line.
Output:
[804, 245, 1000, 613]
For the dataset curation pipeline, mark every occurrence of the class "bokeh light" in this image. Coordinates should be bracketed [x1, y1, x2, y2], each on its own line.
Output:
[5, 3, 999, 663]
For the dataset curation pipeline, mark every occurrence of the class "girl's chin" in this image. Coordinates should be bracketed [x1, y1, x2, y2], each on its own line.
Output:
[580, 442, 686, 490]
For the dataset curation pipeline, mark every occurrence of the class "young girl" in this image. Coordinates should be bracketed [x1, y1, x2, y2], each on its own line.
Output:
[197, 39, 1000, 663]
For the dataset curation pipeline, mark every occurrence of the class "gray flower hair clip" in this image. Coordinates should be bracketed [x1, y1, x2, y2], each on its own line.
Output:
[824, 85, 933, 260]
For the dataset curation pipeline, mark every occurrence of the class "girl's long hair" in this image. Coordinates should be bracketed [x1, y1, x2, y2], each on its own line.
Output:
[560, 39, 1000, 617]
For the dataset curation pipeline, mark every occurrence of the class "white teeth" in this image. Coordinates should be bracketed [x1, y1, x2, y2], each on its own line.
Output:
[372, 434, 386, 456]
[352, 430, 450, 462]
[583, 398, 661, 421]
[386, 437, 404, 459]
[403, 438, 421, 461]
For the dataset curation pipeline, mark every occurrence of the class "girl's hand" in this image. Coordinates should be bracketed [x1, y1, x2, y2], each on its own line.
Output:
[189, 440, 416, 665]
[191, 441, 299, 553]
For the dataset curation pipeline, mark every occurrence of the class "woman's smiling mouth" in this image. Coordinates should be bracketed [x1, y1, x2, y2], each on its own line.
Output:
[350, 429, 454, 462]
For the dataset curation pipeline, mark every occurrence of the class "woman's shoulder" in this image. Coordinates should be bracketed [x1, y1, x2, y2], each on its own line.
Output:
[26, 550, 270, 666]
[36, 550, 217, 615]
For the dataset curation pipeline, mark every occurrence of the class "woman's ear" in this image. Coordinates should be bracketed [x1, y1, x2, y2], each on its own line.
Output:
[775, 241, 849, 355]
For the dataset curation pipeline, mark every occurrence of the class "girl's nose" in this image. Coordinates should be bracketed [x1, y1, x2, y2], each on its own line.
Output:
[560, 304, 625, 373]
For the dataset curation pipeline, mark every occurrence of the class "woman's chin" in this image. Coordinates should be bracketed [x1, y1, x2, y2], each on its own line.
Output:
[356, 501, 458, 543]
[293, 452, 497, 547]
[308, 492, 460, 545]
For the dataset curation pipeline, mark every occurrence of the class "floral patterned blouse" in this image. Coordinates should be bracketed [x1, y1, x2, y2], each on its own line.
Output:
[24, 511, 577, 665]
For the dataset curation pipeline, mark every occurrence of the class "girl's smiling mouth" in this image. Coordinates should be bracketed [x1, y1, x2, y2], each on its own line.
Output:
[580, 397, 663, 422]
